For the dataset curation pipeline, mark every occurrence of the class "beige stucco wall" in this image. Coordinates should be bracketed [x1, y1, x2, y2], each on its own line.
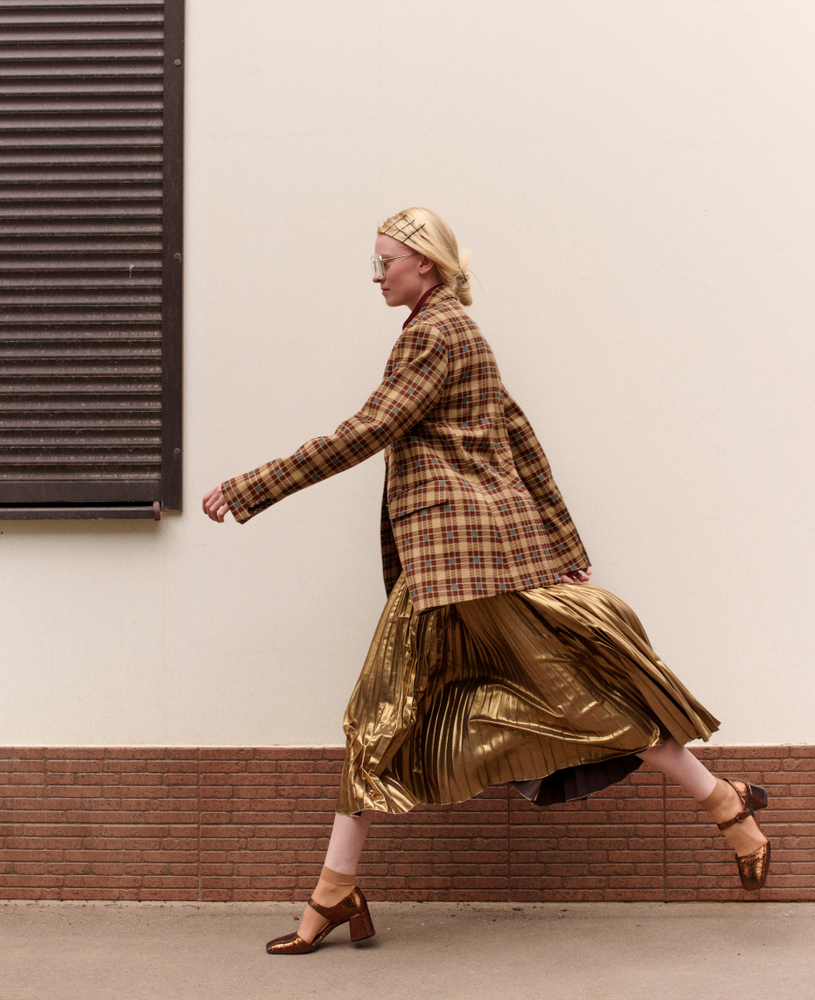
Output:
[2, 0, 812, 746]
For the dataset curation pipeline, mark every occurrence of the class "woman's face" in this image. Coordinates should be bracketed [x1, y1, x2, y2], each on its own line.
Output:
[373, 233, 429, 310]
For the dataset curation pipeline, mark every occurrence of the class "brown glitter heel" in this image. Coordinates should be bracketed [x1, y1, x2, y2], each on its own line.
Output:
[266, 887, 375, 955]
[716, 778, 770, 891]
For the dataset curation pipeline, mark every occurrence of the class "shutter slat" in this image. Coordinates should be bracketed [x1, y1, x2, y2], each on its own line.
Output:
[0, 1, 162, 9]
[2, 331, 160, 343]
[0, 133, 162, 145]
[1, 215, 162, 227]
[0, 151, 162, 162]
[2, 451, 161, 464]
[0, 11, 163, 26]
[4, 199, 163, 210]
[0, 63, 162, 77]
[0, 46, 164, 61]
[0, 239, 163, 252]
[0, 467, 161, 479]
[0, 411, 161, 430]
[0, 354, 161, 365]
[1, 300, 161, 311]
[0, 375, 161, 389]
[1, 358, 161, 373]
[1, 281, 161, 293]
[0, 255, 161, 268]
[0, 65, 164, 78]
[1, 429, 160, 443]
[0, 269, 161, 283]
[0, 305, 162, 318]
[0, 111, 163, 126]
[0, 395, 160, 409]
[0, 16, 163, 29]
[0, 186, 163, 198]
[0, 78, 162, 93]
[3, 340, 160, 353]
[0, 97, 163, 110]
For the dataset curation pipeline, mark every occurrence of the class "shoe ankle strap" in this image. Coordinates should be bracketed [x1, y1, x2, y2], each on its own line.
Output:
[717, 804, 754, 831]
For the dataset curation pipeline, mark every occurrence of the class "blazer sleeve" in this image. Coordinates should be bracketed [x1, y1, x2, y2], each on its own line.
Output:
[503, 389, 590, 572]
[222, 323, 449, 524]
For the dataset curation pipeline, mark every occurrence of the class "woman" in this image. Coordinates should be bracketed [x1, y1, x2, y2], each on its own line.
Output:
[203, 208, 770, 954]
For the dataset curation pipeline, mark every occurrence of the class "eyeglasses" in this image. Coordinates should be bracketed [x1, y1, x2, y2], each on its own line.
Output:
[371, 252, 417, 280]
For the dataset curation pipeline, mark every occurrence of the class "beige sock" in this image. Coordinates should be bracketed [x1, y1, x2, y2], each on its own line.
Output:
[699, 778, 730, 816]
[319, 865, 356, 889]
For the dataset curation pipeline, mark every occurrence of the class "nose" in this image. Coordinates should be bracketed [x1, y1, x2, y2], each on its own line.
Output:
[372, 273, 383, 283]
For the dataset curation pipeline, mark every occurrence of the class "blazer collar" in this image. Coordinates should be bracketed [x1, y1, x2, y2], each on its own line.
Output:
[402, 284, 452, 329]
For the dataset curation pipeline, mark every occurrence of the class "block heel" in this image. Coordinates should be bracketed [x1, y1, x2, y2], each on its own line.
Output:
[746, 782, 768, 812]
[349, 905, 375, 942]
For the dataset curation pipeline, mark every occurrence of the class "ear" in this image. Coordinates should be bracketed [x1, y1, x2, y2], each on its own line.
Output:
[418, 255, 436, 275]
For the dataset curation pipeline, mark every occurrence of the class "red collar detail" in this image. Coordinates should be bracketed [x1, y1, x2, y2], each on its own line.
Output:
[402, 284, 445, 329]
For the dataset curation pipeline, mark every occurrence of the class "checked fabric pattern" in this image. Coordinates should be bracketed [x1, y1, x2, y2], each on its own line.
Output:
[222, 286, 589, 613]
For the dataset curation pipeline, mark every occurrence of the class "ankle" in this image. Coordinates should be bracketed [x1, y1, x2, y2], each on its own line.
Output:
[311, 874, 355, 907]
[700, 777, 737, 823]
[314, 865, 355, 900]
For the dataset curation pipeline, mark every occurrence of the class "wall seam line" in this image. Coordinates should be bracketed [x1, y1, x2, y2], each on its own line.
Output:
[197, 747, 202, 902]
[662, 770, 667, 904]
[506, 784, 511, 903]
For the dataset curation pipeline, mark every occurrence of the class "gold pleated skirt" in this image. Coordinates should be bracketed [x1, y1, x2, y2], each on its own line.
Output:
[337, 575, 719, 816]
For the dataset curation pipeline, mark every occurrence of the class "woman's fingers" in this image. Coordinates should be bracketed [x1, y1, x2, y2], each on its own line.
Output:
[202, 485, 228, 522]
[201, 486, 217, 516]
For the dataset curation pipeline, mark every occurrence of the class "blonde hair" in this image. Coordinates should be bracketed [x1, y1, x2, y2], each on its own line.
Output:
[378, 207, 472, 307]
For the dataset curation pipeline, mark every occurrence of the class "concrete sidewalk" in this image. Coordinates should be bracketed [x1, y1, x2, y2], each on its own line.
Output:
[1, 900, 812, 1000]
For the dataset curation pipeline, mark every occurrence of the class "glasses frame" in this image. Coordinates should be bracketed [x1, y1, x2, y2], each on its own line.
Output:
[371, 252, 417, 280]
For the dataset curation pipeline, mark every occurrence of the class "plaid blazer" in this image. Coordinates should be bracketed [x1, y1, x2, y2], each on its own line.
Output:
[222, 286, 589, 613]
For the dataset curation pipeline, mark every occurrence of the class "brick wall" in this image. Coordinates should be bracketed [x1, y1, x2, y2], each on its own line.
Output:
[1, 746, 812, 902]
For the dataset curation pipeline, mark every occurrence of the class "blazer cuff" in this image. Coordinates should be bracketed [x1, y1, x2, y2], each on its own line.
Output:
[222, 473, 264, 524]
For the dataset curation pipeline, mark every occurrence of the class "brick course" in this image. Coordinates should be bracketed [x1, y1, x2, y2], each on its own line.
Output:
[0, 746, 812, 902]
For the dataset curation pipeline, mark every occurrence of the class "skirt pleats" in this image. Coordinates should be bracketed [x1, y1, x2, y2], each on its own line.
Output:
[337, 575, 719, 815]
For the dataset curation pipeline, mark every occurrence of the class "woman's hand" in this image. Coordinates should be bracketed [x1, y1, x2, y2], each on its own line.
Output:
[558, 568, 592, 585]
[202, 485, 230, 523]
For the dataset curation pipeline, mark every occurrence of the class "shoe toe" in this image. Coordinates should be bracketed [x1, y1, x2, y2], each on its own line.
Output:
[736, 840, 771, 892]
[266, 931, 315, 955]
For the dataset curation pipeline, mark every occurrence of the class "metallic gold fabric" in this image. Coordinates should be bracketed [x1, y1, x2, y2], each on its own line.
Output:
[337, 576, 719, 815]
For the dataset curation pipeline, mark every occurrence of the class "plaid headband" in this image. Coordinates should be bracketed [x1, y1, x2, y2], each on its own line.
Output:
[381, 214, 469, 284]
[380, 215, 427, 247]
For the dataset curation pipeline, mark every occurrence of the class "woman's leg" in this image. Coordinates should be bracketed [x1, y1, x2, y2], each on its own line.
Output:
[638, 738, 766, 856]
[637, 737, 716, 799]
[297, 810, 375, 943]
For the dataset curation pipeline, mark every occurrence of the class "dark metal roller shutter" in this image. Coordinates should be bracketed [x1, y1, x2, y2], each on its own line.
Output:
[0, 0, 183, 519]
